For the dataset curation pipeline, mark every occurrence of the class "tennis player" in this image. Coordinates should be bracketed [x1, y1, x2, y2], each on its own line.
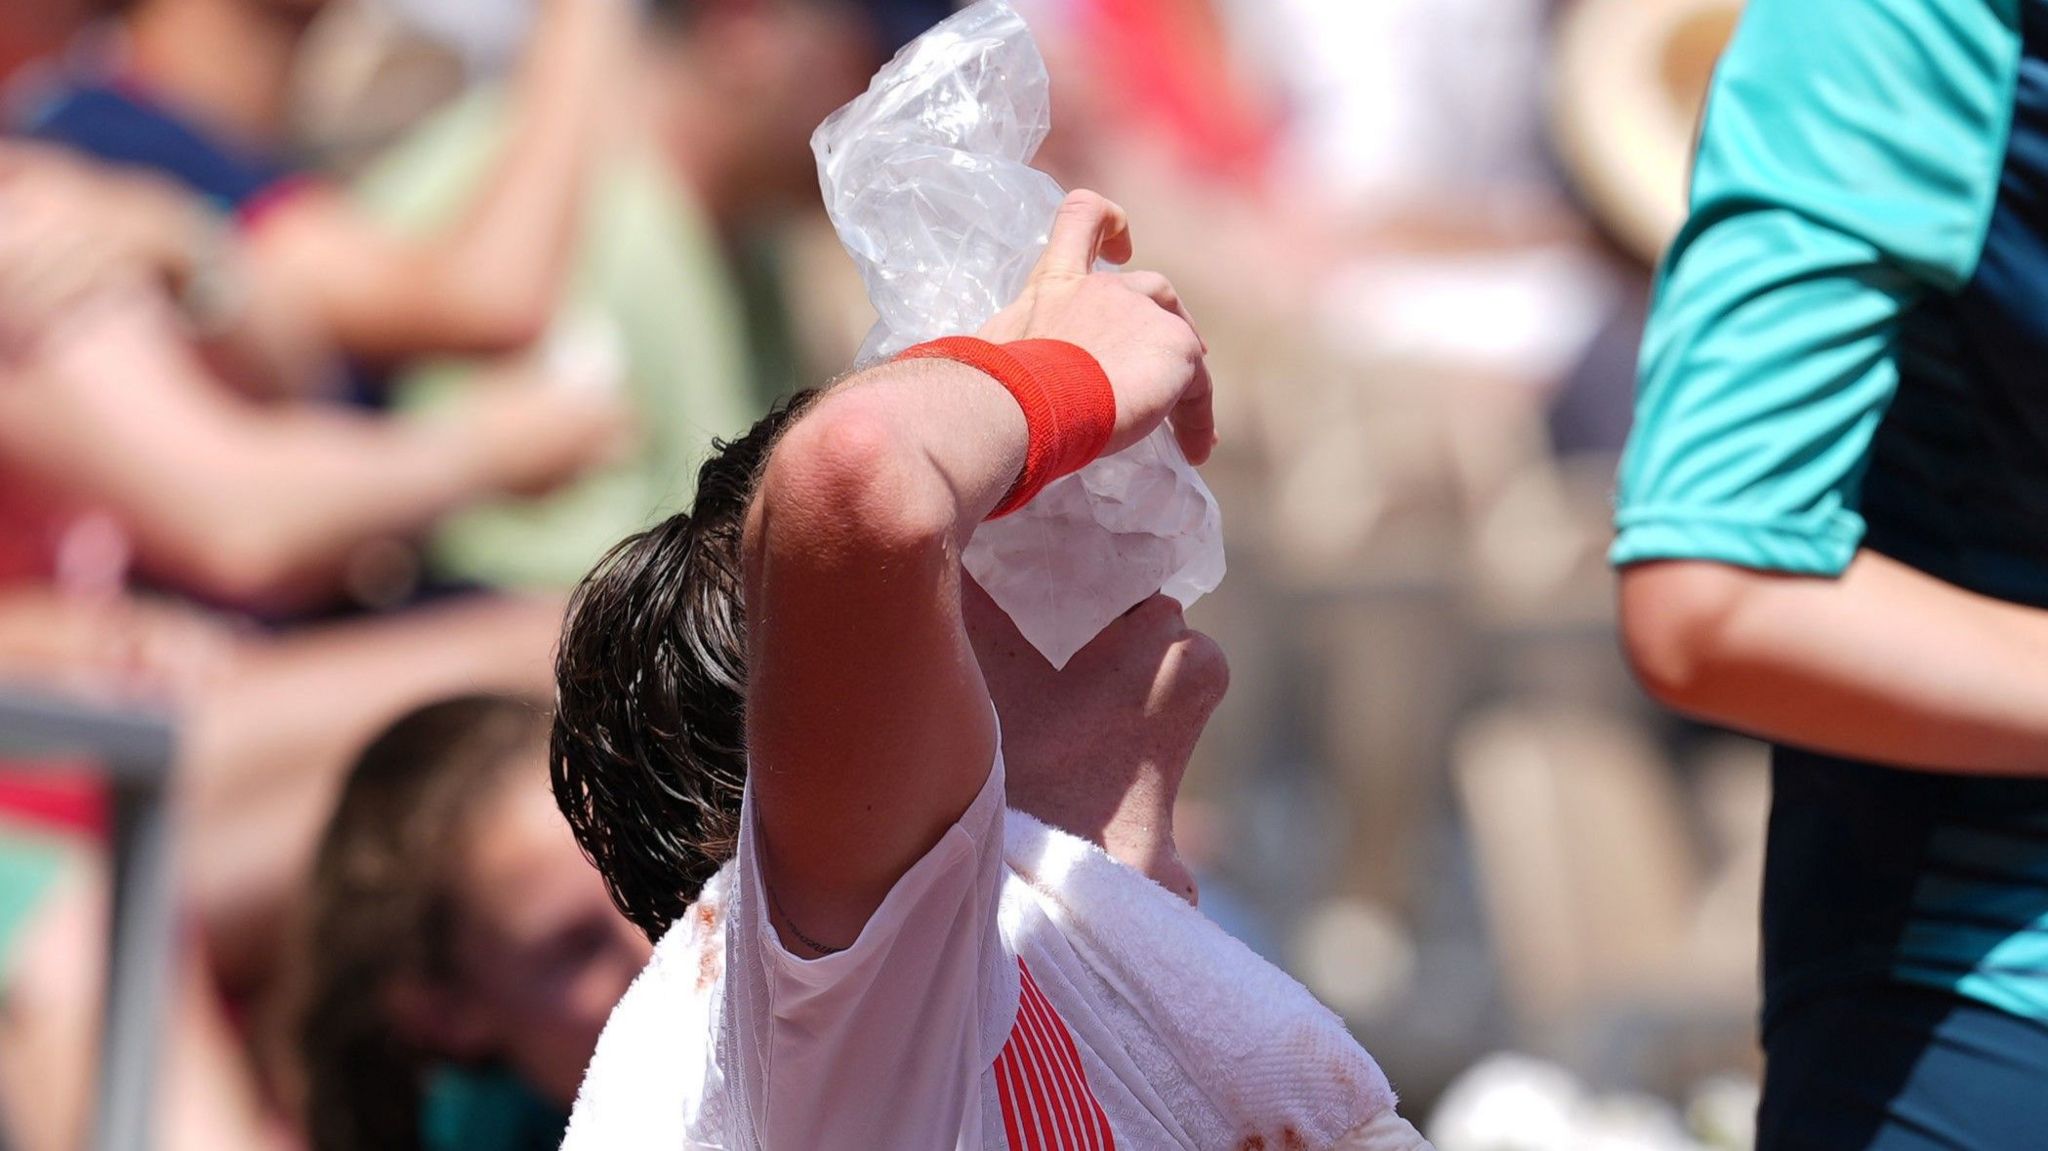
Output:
[549, 191, 1430, 1150]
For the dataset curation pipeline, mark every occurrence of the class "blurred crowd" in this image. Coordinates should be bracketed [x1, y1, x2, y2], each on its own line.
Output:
[0, 0, 1755, 1149]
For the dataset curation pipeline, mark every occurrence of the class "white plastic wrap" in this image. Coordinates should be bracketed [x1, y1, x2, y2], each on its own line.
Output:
[811, 0, 1225, 668]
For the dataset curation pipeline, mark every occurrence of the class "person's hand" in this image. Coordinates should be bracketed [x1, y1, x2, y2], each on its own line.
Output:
[0, 143, 206, 287]
[977, 190, 1215, 464]
[114, 596, 244, 701]
[453, 380, 632, 498]
[0, 590, 243, 706]
[0, 144, 204, 256]
[0, 181, 142, 359]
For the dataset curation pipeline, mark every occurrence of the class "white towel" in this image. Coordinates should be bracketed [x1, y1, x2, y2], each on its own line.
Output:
[999, 811, 1412, 1150]
[564, 815, 1431, 1150]
[562, 869, 732, 1150]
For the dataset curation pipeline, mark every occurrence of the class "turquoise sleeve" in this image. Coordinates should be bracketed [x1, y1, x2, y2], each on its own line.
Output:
[1611, 0, 2020, 574]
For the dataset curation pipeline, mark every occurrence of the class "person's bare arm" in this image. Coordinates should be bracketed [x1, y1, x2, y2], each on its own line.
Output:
[244, 0, 629, 362]
[0, 296, 620, 605]
[1620, 555, 2048, 774]
[744, 192, 1213, 950]
[1606, 1, 2036, 771]
[0, 141, 338, 400]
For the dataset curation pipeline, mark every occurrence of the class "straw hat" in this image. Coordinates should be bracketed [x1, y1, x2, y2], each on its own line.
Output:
[1550, 0, 1743, 265]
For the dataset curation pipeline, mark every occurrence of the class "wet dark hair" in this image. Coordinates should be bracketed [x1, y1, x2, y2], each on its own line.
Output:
[551, 390, 822, 941]
[296, 694, 550, 1151]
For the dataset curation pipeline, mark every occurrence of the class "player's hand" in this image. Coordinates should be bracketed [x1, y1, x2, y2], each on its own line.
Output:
[978, 190, 1215, 465]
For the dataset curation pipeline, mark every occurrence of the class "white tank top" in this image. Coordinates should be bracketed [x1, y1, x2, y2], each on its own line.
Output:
[563, 748, 1431, 1151]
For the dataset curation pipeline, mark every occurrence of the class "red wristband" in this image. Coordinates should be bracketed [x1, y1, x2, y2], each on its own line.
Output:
[896, 336, 1117, 519]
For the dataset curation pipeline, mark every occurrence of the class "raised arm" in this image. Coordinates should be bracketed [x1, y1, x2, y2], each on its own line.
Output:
[1612, 0, 2048, 772]
[0, 295, 621, 607]
[743, 192, 1213, 950]
[242, 0, 630, 362]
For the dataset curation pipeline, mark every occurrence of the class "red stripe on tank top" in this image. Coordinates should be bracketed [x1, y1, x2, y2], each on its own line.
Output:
[992, 958, 1115, 1150]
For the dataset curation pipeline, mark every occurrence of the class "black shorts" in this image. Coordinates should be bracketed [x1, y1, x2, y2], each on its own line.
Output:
[1758, 983, 2048, 1150]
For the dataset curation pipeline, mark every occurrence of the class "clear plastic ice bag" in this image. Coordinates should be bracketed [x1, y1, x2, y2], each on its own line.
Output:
[810, 0, 1224, 668]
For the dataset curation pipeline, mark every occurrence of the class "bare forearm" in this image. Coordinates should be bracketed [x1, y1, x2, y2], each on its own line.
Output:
[198, 410, 482, 571]
[744, 358, 1026, 766]
[1622, 553, 2048, 774]
[123, 415, 482, 602]
[246, 0, 627, 361]
[32, 315, 491, 599]
[742, 359, 1024, 929]
[427, 0, 626, 346]
[742, 196, 1203, 945]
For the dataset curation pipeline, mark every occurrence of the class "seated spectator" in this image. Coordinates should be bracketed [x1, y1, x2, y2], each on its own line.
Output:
[9, 0, 631, 383]
[0, 841, 289, 1151]
[0, 186, 622, 984]
[355, 0, 878, 589]
[0, 590, 572, 1150]
[293, 695, 649, 1151]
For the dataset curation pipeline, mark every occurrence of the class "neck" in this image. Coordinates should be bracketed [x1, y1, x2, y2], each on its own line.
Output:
[1096, 775, 1197, 905]
[1007, 751, 1198, 905]
[125, 0, 308, 142]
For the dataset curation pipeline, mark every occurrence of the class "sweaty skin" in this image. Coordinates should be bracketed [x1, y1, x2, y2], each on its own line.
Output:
[969, 579, 1215, 904]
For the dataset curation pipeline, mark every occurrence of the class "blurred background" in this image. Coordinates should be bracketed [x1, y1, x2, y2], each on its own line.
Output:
[0, 0, 1759, 1147]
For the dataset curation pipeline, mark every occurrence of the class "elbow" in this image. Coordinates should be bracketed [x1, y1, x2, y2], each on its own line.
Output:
[475, 296, 554, 355]
[169, 526, 308, 606]
[417, 256, 559, 356]
[444, 294, 553, 357]
[750, 402, 954, 569]
[1621, 615, 1709, 714]
[1617, 561, 1750, 714]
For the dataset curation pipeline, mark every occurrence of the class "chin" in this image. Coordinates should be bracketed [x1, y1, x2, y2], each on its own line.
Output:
[1168, 628, 1231, 711]
[1156, 849, 1200, 907]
